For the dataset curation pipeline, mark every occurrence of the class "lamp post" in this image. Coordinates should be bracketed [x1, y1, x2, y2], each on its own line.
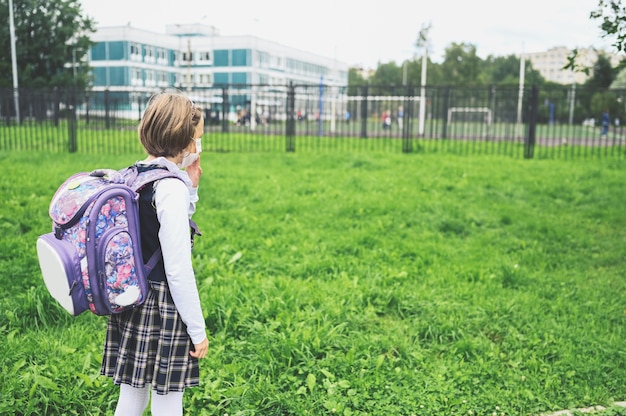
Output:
[402, 60, 408, 86]
[9, 0, 20, 122]
[418, 41, 427, 136]
[516, 46, 526, 137]
[416, 22, 431, 136]
[250, 18, 260, 132]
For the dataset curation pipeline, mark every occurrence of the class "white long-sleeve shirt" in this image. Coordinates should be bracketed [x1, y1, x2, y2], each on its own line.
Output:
[138, 158, 206, 345]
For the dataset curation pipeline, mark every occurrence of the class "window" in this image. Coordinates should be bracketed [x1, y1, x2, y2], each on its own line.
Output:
[156, 48, 167, 64]
[92, 67, 106, 85]
[109, 67, 128, 86]
[146, 70, 156, 87]
[232, 72, 247, 84]
[131, 68, 143, 86]
[198, 74, 212, 85]
[214, 50, 229, 67]
[91, 43, 106, 61]
[258, 51, 269, 68]
[213, 72, 229, 85]
[145, 47, 155, 63]
[198, 51, 211, 62]
[130, 43, 141, 61]
[108, 41, 125, 60]
[232, 49, 248, 67]
[270, 55, 283, 69]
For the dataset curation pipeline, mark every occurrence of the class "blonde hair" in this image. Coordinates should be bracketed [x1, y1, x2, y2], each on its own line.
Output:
[139, 91, 203, 157]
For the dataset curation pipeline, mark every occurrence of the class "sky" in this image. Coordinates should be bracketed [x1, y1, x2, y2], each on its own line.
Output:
[80, 0, 614, 68]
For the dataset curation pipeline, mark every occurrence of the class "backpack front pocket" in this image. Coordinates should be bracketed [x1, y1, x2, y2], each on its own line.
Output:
[95, 227, 147, 314]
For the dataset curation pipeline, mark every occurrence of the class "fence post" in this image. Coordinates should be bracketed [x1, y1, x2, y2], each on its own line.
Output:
[360, 85, 368, 138]
[221, 87, 229, 133]
[441, 87, 450, 139]
[524, 85, 538, 159]
[137, 94, 143, 122]
[53, 87, 60, 127]
[3, 89, 12, 126]
[85, 93, 90, 125]
[402, 85, 412, 153]
[104, 89, 110, 129]
[68, 88, 77, 153]
[286, 81, 296, 152]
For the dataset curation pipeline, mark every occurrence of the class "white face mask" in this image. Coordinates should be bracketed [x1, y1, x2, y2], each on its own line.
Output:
[179, 152, 199, 169]
[178, 138, 202, 169]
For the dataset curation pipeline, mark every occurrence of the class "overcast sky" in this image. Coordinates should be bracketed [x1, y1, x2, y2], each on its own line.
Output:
[80, 0, 614, 68]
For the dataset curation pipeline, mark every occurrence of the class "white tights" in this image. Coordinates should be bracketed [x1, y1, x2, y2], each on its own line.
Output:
[114, 383, 184, 416]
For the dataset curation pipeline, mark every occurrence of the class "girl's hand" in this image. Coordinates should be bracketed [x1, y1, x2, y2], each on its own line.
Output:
[189, 337, 209, 359]
[186, 156, 203, 188]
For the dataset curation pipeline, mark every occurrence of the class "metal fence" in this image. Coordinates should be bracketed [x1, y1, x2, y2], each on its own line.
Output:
[1, 84, 625, 159]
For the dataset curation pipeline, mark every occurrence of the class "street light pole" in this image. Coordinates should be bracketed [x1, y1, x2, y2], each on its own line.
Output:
[9, 0, 20, 122]
[402, 60, 407, 86]
[416, 22, 431, 136]
[516, 47, 526, 137]
[418, 42, 427, 136]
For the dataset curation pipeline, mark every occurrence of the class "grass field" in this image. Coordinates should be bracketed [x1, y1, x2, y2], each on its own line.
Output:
[0, 150, 625, 415]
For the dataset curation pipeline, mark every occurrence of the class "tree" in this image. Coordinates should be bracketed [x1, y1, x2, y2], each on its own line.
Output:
[591, 0, 626, 52]
[0, 0, 95, 89]
[370, 61, 403, 93]
[590, 90, 618, 117]
[347, 68, 367, 96]
[585, 53, 615, 88]
[483, 54, 545, 86]
[610, 66, 626, 88]
[565, 1, 626, 72]
[440, 43, 484, 86]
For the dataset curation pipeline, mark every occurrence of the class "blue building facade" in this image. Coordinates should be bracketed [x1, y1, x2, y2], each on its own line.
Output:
[88, 24, 348, 118]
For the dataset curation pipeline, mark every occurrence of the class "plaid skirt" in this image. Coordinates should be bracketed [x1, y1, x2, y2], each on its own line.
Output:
[100, 280, 200, 394]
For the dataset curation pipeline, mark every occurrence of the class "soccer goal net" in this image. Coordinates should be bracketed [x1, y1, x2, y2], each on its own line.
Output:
[447, 107, 492, 125]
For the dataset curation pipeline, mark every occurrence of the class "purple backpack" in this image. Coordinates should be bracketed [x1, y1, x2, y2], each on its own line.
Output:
[36, 166, 181, 316]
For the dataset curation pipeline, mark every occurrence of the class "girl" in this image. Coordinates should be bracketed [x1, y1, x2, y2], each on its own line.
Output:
[101, 92, 209, 416]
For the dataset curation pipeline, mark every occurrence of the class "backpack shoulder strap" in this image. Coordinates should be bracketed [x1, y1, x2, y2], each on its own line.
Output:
[120, 165, 186, 278]
[121, 165, 182, 193]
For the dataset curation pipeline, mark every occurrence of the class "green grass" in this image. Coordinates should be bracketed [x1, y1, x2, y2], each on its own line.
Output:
[0, 150, 625, 415]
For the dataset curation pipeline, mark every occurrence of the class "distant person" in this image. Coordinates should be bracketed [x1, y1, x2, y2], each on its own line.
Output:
[397, 106, 404, 131]
[382, 110, 391, 130]
[263, 108, 270, 124]
[345, 110, 351, 124]
[601, 109, 610, 137]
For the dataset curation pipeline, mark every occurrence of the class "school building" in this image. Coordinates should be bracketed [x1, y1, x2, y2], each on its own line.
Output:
[87, 24, 349, 116]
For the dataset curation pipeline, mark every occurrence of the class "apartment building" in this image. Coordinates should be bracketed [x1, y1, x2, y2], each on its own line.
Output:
[524, 46, 623, 84]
